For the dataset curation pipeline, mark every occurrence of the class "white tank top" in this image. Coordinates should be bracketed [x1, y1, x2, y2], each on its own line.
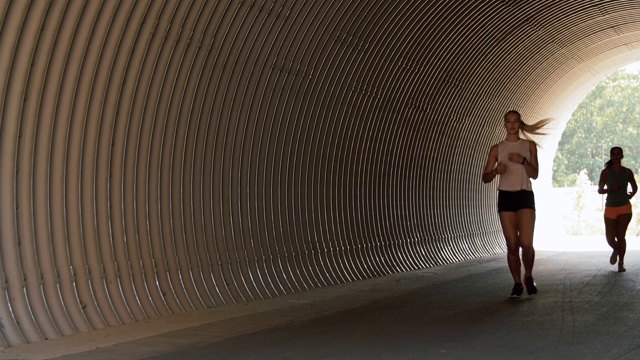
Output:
[497, 139, 532, 191]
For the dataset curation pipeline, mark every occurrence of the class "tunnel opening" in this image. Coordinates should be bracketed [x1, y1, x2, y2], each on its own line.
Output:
[536, 62, 640, 251]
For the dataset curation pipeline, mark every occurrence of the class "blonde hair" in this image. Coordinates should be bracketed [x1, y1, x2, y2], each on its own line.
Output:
[505, 110, 551, 142]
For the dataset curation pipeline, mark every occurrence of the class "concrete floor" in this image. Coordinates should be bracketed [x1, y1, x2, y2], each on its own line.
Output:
[3, 250, 640, 360]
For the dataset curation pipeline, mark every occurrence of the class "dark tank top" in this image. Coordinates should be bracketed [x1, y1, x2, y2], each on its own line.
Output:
[606, 167, 630, 207]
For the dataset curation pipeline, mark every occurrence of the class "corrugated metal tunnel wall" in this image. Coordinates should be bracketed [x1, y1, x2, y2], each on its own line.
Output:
[0, 0, 639, 347]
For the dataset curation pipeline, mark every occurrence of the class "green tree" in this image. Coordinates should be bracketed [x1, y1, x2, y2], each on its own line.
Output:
[553, 70, 640, 187]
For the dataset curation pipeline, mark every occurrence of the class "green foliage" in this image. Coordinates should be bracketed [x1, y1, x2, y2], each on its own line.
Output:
[553, 70, 640, 187]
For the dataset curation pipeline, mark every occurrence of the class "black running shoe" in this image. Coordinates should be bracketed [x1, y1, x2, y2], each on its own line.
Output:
[610, 250, 618, 265]
[524, 276, 537, 295]
[510, 282, 524, 297]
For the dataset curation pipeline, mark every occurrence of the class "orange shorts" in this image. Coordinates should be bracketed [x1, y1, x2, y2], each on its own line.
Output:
[604, 203, 632, 219]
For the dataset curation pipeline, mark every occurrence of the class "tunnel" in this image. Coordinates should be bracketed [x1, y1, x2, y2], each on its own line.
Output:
[0, 0, 639, 349]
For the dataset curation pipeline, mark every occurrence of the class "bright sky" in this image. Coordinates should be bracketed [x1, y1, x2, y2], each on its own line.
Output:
[622, 61, 640, 73]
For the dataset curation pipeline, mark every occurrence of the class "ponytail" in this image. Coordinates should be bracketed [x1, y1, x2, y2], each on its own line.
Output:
[521, 118, 552, 137]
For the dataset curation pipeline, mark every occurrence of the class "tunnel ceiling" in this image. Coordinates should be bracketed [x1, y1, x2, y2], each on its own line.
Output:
[0, 0, 639, 348]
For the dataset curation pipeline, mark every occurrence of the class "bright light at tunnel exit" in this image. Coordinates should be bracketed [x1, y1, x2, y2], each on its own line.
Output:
[622, 61, 640, 73]
[534, 61, 640, 252]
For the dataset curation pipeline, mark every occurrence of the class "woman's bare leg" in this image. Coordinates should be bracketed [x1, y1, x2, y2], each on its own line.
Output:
[516, 209, 536, 277]
[499, 211, 521, 283]
[605, 217, 618, 264]
[604, 217, 618, 250]
[616, 213, 632, 270]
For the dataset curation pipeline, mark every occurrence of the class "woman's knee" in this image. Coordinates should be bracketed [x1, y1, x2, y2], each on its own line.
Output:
[506, 244, 520, 255]
[521, 244, 535, 254]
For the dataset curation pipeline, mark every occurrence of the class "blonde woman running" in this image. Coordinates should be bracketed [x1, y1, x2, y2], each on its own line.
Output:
[483, 110, 550, 298]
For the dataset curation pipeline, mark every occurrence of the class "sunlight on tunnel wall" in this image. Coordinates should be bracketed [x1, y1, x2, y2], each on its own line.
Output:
[0, 0, 640, 348]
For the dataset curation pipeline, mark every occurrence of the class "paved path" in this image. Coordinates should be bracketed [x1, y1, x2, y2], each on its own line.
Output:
[5, 250, 640, 360]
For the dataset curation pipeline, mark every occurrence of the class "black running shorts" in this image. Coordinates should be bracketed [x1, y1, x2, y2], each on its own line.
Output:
[497, 190, 535, 212]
